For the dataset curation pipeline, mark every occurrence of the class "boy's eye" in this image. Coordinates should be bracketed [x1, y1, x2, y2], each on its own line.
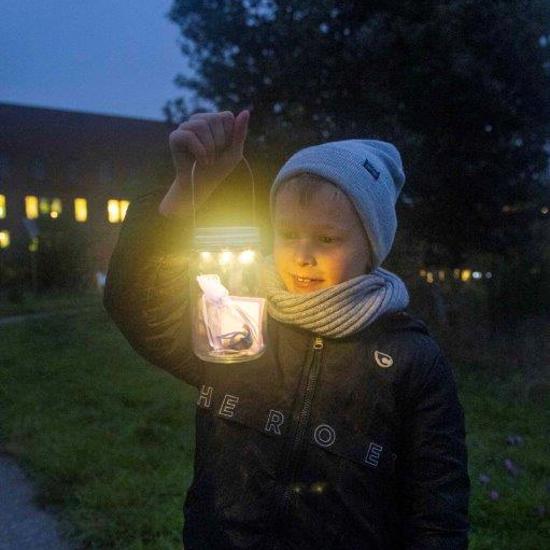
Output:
[319, 235, 336, 244]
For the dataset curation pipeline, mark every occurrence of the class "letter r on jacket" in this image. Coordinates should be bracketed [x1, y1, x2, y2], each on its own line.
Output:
[197, 385, 213, 408]
[265, 409, 285, 435]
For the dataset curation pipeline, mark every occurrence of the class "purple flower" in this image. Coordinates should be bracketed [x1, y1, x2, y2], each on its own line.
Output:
[489, 489, 500, 501]
[478, 473, 491, 485]
[506, 435, 524, 446]
[504, 458, 521, 477]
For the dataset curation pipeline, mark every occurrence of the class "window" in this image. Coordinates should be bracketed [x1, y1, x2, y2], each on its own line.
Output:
[107, 199, 130, 223]
[25, 195, 39, 219]
[29, 196, 62, 218]
[0, 195, 5, 219]
[0, 230, 10, 249]
[74, 198, 87, 222]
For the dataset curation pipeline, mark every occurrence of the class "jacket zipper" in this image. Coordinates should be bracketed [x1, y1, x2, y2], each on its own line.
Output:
[278, 336, 324, 513]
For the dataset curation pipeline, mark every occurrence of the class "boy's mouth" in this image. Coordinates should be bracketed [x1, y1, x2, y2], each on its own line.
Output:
[290, 274, 324, 289]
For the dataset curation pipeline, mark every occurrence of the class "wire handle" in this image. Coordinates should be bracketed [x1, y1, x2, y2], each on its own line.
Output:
[190, 156, 256, 228]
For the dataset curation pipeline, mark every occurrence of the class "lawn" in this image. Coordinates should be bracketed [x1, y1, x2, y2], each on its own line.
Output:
[0, 304, 548, 549]
[0, 288, 101, 318]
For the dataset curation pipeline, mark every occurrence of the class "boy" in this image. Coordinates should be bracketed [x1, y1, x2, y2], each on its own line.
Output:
[104, 110, 470, 549]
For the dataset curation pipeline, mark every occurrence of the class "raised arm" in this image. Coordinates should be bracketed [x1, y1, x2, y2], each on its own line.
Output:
[103, 110, 250, 386]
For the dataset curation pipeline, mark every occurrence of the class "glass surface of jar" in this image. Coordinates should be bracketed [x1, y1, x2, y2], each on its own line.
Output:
[190, 226, 266, 363]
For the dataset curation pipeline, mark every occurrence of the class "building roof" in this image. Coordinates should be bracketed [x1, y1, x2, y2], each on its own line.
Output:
[0, 102, 176, 157]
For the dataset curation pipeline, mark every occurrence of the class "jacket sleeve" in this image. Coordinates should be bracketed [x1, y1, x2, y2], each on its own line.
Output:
[103, 187, 203, 387]
[397, 348, 471, 549]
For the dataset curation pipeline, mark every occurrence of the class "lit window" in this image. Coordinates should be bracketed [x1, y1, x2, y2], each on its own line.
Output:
[107, 199, 130, 223]
[25, 196, 39, 219]
[0, 195, 5, 219]
[39, 197, 49, 215]
[50, 198, 62, 217]
[0, 230, 9, 249]
[36, 197, 62, 218]
[120, 200, 129, 221]
[74, 198, 87, 222]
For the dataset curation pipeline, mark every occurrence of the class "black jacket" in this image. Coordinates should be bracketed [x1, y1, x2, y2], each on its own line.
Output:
[104, 189, 470, 549]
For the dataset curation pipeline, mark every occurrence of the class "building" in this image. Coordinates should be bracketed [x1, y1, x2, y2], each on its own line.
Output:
[0, 102, 176, 287]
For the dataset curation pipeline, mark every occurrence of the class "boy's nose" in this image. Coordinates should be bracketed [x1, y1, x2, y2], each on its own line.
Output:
[294, 242, 316, 267]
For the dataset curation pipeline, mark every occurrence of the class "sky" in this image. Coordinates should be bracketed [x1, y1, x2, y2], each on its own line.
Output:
[0, 1, 192, 121]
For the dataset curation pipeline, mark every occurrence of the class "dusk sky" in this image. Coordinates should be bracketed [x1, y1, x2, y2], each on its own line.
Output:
[0, 1, 193, 121]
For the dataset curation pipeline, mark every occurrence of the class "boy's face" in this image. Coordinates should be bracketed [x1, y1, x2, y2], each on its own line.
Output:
[273, 179, 371, 294]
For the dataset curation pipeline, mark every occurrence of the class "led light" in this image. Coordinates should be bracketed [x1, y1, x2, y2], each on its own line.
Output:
[461, 269, 472, 282]
[472, 271, 482, 279]
[200, 251, 213, 262]
[219, 250, 234, 265]
[238, 249, 255, 264]
[453, 268, 461, 279]
[50, 211, 58, 219]
[485, 272, 493, 279]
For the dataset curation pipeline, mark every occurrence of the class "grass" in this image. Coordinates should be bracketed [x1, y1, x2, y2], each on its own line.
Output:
[0, 305, 197, 549]
[0, 304, 548, 548]
[0, 288, 101, 318]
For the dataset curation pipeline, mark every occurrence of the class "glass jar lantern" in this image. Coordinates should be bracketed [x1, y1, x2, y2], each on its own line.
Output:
[189, 157, 267, 363]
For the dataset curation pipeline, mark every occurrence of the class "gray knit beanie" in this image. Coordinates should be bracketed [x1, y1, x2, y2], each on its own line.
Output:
[270, 139, 406, 269]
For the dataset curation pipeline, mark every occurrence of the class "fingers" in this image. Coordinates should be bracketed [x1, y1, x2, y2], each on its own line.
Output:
[169, 128, 208, 166]
[182, 119, 216, 164]
[232, 110, 250, 150]
[170, 110, 249, 172]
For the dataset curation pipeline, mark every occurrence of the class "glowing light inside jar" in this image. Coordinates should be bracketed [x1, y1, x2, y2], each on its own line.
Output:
[218, 250, 234, 265]
[238, 249, 255, 264]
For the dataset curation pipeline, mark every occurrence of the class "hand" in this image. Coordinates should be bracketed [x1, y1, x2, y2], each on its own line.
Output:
[169, 110, 250, 188]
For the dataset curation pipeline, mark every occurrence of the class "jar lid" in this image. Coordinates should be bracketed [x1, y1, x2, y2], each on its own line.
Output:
[192, 226, 261, 249]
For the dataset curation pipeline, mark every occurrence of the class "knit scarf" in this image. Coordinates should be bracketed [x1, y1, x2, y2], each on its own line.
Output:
[262, 255, 409, 338]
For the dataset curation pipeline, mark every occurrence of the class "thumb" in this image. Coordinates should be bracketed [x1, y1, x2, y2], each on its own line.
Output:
[231, 110, 249, 151]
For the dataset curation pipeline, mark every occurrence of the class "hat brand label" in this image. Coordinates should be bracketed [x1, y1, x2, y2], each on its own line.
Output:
[363, 158, 380, 180]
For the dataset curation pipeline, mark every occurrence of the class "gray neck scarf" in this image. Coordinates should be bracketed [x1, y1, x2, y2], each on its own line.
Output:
[262, 255, 409, 338]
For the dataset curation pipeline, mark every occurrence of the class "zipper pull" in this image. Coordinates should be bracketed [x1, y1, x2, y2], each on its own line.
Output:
[313, 336, 323, 350]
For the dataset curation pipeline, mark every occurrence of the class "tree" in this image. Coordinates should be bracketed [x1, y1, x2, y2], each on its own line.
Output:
[164, 0, 550, 265]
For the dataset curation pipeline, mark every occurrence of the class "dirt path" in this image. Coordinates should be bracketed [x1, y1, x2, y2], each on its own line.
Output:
[0, 452, 72, 549]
